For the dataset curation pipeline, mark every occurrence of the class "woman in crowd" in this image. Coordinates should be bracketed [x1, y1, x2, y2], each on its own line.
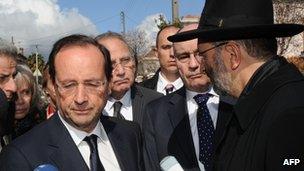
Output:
[13, 64, 44, 139]
[42, 64, 56, 119]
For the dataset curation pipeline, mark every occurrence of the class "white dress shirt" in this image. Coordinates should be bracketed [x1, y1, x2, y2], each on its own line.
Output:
[156, 72, 184, 95]
[103, 89, 133, 121]
[186, 87, 219, 171]
[0, 135, 9, 152]
[58, 113, 121, 171]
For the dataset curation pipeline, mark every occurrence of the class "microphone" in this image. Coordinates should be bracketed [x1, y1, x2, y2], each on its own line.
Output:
[34, 164, 59, 171]
[160, 156, 184, 171]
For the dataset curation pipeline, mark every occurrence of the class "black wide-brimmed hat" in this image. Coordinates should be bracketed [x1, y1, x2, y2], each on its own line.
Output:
[168, 0, 304, 42]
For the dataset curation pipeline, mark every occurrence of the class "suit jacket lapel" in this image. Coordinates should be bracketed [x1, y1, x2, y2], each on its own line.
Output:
[151, 69, 160, 90]
[167, 88, 199, 168]
[131, 85, 144, 126]
[101, 117, 128, 171]
[213, 97, 234, 152]
[48, 113, 89, 171]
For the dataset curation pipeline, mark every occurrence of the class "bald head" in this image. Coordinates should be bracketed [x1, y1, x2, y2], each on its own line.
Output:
[177, 23, 198, 34]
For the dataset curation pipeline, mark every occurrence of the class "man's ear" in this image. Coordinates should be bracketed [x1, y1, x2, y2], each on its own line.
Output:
[224, 42, 241, 70]
[108, 85, 112, 95]
[53, 84, 60, 98]
[153, 47, 158, 59]
[107, 81, 112, 95]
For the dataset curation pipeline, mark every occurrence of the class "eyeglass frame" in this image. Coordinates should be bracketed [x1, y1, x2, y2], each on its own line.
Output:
[54, 78, 107, 96]
[198, 42, 228, 59]
[111, 55, 135, 70]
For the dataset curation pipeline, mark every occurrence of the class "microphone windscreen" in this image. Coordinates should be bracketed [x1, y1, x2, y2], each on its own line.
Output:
[160, 156, 184, 171]
[34, 164, 59, 171]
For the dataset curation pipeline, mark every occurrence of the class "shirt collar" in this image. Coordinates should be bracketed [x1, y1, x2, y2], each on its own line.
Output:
[186, 86, 218, 101]
[158, 72, 183, 91]
[108, 89, 132, 109]
[58, 111, 106, 146]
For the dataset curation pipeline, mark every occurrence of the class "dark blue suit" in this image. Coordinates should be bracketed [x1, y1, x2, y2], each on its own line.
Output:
[142, 87, 234, 171]
[139, 69, 160, 91]
[0, 113, 144, 171]
[0, 89, 14, 147]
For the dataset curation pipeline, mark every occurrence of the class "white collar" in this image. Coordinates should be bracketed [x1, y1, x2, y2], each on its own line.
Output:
[158, 72, 183, 91]
[58, 112, 107, 146]
[106, 89, 132, 110]
[186, 86, 219, 101]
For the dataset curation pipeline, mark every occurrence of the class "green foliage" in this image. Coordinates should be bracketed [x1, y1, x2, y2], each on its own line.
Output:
[155, 14, 183, 30]
[27, 53, 45, 74]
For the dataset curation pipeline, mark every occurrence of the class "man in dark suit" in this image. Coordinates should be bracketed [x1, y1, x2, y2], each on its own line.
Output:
[143, 24, 234, 171]
[168, 0, 304, 170]
[0, 34, 144, 171]
[140, 25, 183, 95]
[0, 89, 12, 152]
[95, 32, 162, 128]
[0, 39, 18, 151]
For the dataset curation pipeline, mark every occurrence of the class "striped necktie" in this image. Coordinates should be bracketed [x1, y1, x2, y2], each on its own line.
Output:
[83, 134, 105, 171]
[165, 84, 174, 95]
[113, 101, 125, 119]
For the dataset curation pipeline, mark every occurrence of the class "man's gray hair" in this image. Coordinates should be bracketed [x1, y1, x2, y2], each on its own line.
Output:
[95, 31, 135, 58]
[95, 31, 137, 67]
[0, 38, 18, 60]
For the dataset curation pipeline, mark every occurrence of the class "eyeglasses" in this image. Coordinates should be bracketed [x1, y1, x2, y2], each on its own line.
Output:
[198, 42, 228, 58]
[112, 56, 134, 70]
[175, 51, 201, 63]
[55, 79, 107, 96]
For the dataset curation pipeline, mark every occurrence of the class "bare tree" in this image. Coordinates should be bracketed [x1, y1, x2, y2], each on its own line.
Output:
[124, 29, 151, 60]
[273, 0, 304, 56]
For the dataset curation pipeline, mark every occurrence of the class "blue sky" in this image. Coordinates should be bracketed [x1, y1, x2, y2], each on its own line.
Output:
[58, 0, 205, 33]
[1, 0, 302, 58]
[0, 0, 205, 57]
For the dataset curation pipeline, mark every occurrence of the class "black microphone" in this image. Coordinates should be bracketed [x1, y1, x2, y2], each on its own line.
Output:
[160, 156, 184, 171]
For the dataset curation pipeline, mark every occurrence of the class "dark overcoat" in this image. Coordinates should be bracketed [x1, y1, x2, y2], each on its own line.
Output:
[214, 57, 304, 171]
[143, 87, 234, 171]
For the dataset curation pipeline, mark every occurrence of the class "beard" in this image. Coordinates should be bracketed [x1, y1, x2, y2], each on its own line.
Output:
[205, 49, 233, 97]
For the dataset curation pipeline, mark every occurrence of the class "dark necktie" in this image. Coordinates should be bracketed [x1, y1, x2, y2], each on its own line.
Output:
[165, 84, 174, 95]
[83, 135, 105, 171]
[113, 101, 125, 119]
[193, 93, 214, 171]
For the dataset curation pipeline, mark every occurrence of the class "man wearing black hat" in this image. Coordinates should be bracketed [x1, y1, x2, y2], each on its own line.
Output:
[168, 0, 304, 170]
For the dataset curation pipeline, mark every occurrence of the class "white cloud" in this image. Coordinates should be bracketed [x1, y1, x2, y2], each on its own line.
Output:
[0, 0, 98, 59]
[136, 13, 168, 46]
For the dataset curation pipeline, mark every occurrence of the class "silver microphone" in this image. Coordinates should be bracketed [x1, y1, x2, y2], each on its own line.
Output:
[160, 156, 184, 171]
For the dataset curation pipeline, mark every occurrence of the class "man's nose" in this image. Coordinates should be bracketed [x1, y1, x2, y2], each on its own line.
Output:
[6, 77, 17, 93]
[189, 54, 199, 69]
[114, 64, 125, 76]
[169, 46, 175, 58]
[74, 85, 88, 105]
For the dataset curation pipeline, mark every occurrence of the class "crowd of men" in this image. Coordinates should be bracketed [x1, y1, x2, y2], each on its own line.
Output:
[0, 0, 304, 170]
